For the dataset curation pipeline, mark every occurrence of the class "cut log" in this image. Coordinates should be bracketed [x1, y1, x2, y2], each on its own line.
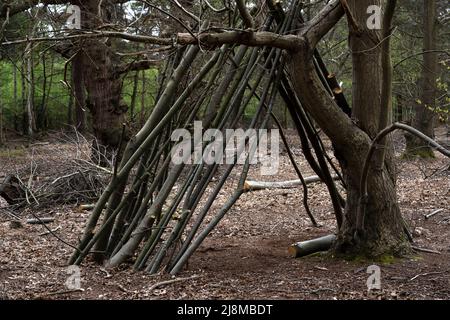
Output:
[26, 217, 55, 225]
[78, 204, 96, 211]
[0, 175, 26, 205]
[289, 234, 336, 258]
[244, 175, 339, 191]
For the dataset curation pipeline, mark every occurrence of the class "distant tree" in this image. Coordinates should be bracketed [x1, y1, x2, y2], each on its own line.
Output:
[406, 0, 439, 157]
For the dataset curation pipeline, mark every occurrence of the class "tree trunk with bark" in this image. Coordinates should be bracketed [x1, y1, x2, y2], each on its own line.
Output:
[72, 0, 128, 163]
[406, 0, 438, 158]
[289, 0, 409, 257]
[0, 73, 3, 145]
[25, 43, 36, 136]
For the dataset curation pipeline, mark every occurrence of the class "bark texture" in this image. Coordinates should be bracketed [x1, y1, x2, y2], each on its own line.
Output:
[72, 0, 128, 163]
[288, 0, 409, 257]
[406, 0, 438, 158]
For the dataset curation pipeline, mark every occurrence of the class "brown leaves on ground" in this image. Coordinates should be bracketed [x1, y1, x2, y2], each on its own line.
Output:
[0, 129, 449, 300]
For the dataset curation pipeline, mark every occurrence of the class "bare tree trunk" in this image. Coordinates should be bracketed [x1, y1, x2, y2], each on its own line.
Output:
[25, 44, 36, 136]
[290, 0, 409, 257]
[13, 64, 19, 132]
[0, 71, 3, 145]
[21, 63, 26, 135]
[37, 53, 48, 130]
[339, 0, 406, 256]
[72, 0, 128, 163]
[347, 0, 382, 138]
[406, 0, 438, 157]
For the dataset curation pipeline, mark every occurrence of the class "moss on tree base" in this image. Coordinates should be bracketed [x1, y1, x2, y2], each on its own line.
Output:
[402, 148, 436, 159]
[331, 231, 412, 263]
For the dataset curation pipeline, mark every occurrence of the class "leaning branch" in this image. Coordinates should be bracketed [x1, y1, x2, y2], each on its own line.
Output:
[2, 30, 302, 51]
[304, 0, 345, 48]
[235, 0, 254, 29]
[357, 122, 450, 234]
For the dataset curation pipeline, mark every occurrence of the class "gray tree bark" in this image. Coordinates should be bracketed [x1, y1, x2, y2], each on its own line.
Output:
[406, 0, 438, 157]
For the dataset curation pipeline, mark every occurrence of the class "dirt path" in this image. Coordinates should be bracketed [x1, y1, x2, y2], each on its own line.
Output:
[0, 131, 449, 300]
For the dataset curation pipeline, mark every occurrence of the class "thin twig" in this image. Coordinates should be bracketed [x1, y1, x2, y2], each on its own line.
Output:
[36, 288, 84, 298]
[29, 212, 79, 252]
[424, 208, 444, 220]
[73, 159, 113, 174]
[39, 226, 61, 236]
[412, 246, 441, 255]
[410, 271, 447, 281]
[148, 275, 202, 292]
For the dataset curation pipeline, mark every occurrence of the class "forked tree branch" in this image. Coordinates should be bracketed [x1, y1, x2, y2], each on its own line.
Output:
[304, 0, 345, 48]
[357, 122, 450, 234]
[235, 0, 254, 29]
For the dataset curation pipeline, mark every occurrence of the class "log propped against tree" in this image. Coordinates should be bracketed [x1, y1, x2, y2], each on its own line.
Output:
[244, 175, 340, 191]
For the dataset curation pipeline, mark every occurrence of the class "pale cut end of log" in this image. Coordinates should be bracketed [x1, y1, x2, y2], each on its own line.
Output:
[289, 234, 336, 258]
[288, 246, 298, 257]
[78, 204, 96, 211]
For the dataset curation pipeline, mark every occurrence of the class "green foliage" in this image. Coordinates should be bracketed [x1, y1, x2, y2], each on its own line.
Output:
[121, 68, 159, 122]
[402, 147, 436, 159]
[0, 56, 71, 132]
[0, 148, 25, 158]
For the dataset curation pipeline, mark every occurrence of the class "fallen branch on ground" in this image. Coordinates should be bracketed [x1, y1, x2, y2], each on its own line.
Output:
[424, 208, 445, 220]
[244, 175, 339, 191]
[148, 275, 202, 292]
[409, 271, 447, 281]
[27, 217, 54, 224]
[412, 246, 441, 255]
[39, 226, 61, 236]
[35, 288, 84, 298]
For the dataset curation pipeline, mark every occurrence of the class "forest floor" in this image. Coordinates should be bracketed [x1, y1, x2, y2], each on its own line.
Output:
[0, 127, 449, 300]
